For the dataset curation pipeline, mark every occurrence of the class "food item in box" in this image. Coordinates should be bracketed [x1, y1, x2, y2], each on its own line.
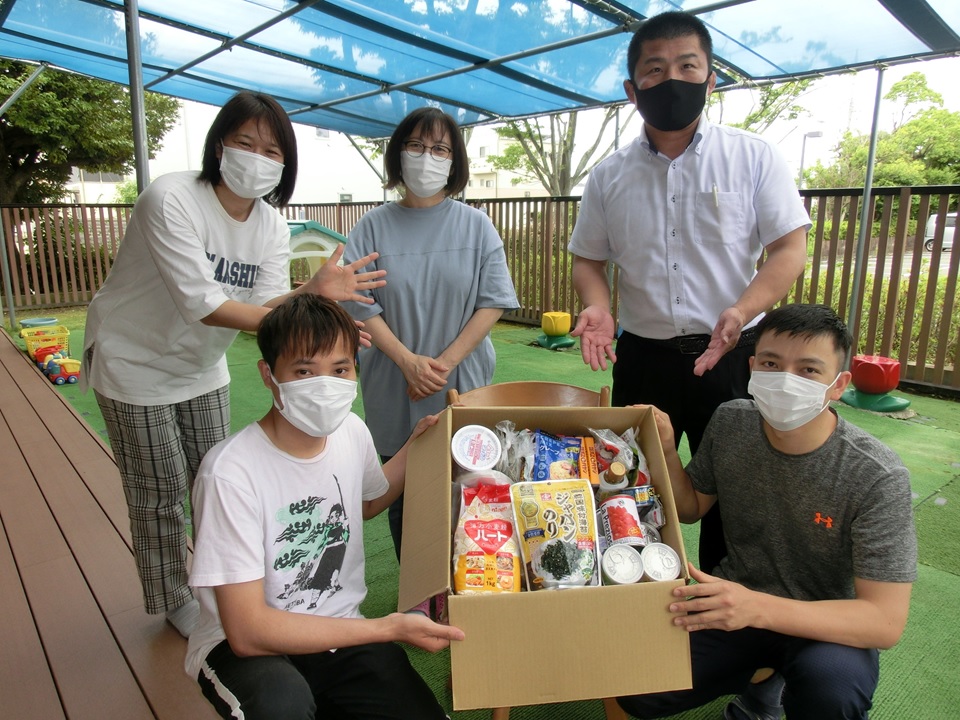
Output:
[578, 435, 600, 485]
[533, 431, 601, 484]
[640, 493, 666, 529]
[510, 479, 599, 590]
[533, 430, 576, 480]
[639, 521, 661, 545]
[601, 544, 644, 585]
[599, 494, 646, 547]
[451, 424, 502, 473]
[452, 478, 521, 594]
[588, 426, 636, 475]
[621, 426, 651, 485]
[640, 542, 682, 581]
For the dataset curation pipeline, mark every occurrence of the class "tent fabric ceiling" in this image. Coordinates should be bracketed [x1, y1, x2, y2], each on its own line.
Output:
[2, 0, 960, 139]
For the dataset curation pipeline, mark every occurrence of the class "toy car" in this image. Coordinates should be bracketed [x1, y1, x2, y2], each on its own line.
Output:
[45, 357, 81, 385]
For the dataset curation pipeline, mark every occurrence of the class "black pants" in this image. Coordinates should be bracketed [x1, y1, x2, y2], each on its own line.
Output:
[612, 331, 754, 573]
[198, 640, 447, 720]
[380, 455, 404, 561]
[618, 628, 879, 720]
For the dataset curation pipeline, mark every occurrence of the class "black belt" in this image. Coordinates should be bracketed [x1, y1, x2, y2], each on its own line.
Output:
[629, 327, 757, 355]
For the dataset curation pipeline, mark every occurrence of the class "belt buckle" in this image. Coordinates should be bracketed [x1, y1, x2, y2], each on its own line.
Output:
[677, 335, 705, 355]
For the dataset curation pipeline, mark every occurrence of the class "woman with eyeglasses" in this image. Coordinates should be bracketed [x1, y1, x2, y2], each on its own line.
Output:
[342, 107, 518, 558]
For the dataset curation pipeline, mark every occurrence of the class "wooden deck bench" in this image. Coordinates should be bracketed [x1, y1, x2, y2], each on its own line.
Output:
[0, 328, 217, 719]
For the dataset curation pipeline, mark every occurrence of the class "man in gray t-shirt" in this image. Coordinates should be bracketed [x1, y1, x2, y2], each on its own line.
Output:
[618, 304, 916, 720]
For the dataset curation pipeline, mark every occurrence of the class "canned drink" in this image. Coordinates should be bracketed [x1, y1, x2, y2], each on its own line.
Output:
[640, 542, 682, 582]
[601, 544, 644, 585]
[599, 494, 646, 547]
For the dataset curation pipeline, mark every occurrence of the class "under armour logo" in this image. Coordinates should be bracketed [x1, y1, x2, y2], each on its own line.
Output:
[814, 512, 833, 529]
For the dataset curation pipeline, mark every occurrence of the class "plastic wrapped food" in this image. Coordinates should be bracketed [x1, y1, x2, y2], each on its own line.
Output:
[588, 426, 635, 475]
[452, 475, 521, 594]
[510, 479, 599, 590]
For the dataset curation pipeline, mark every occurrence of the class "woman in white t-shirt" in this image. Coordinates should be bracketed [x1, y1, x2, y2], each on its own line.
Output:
[82, 91, 384, 637]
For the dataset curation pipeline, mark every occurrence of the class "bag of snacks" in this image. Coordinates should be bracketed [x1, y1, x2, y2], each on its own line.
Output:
[510, 479, 600, 590]
[452, 474, 521, 594]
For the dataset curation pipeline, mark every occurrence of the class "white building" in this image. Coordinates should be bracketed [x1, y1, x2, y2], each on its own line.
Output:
[64, 100, 565, 205]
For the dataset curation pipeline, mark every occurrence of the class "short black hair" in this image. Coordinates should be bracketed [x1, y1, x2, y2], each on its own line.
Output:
[383, 107, 469, 196]
[199, 91, 298, 207]
[756, 304, 852, 366]
[257, 294, 359, 371]
[627, 11, 714, 81]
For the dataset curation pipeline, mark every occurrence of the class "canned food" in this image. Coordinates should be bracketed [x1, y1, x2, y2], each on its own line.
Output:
[451, 424, 502, 472]
[599, 494, 646, 547]
[640, 542, 682, 581]
[640, 496, 666, 528]
[621, 484, 657, 508]
[601, 544, 644, 585]
[639, 521, 661, 545]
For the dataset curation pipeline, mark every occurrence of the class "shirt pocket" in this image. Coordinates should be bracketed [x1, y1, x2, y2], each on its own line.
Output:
[694, 190, 744, 246]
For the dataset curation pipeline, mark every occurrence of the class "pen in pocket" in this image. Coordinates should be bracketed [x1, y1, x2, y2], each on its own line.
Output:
[712, 183, 719, 208]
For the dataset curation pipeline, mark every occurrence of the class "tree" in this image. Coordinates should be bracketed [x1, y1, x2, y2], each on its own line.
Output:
[807, 73, 960, 189]
[486, 107, 630, 196]
[884, 71, 943, 130]
[0, 60, 181, 204]
[114, 180, 139, 204]
[708, 78, 816, 135]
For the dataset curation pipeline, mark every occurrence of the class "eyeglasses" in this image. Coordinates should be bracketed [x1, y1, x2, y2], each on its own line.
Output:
[402, 140, 452, 161]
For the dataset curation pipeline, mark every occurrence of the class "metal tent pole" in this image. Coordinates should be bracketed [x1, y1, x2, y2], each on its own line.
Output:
[0, 62, 47, 330]
[124, 0, 150, 192]
[847, 66, 885, 345]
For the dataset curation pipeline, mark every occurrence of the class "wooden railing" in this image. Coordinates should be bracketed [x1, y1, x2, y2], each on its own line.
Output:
[3, 186, 958, 392]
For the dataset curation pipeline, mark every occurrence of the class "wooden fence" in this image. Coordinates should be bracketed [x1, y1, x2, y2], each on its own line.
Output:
[2, 185, 958, 393]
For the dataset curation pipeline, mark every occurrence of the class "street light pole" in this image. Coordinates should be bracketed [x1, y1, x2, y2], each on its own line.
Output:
[797, 130, 823, 189]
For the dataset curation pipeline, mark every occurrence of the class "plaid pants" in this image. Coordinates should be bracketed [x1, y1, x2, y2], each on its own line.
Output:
[96, 386, 230, 614]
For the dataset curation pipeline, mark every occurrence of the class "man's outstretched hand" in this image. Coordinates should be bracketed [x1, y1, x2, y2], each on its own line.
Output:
[571, 305, 617, 371]
[693, 307, 746, 376]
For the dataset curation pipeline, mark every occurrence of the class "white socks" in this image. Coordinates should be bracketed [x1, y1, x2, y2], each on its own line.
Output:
[165, 598, 200, 638]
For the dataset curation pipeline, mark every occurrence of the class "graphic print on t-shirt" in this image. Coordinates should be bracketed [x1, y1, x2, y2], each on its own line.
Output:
[273, 476, 351, 612]
[206, 251, 259, 301]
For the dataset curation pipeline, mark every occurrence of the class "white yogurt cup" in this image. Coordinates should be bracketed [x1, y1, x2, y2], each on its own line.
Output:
[451, 424, 502, 473]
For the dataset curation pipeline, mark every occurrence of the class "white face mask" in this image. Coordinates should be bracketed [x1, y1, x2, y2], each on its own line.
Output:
[748, 371, 840, 432]
[400, 151, 452, 198]
[271, 373, 357, 438]
[219, 144, 284, 199]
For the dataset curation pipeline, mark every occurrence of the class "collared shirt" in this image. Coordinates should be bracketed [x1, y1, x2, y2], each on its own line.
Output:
[568, 116, 811, 339]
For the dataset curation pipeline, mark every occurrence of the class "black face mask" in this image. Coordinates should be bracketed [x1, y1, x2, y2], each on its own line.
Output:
[632, 78, 710, 132]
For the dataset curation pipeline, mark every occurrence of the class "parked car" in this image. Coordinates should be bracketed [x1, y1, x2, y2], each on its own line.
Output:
[924, 213, 955, 252]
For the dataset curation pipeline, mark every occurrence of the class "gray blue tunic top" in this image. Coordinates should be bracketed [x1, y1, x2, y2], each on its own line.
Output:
[342, 198, 518, 455]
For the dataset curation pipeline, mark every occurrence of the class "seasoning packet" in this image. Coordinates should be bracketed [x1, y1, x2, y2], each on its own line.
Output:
[510, 479, 600, 590]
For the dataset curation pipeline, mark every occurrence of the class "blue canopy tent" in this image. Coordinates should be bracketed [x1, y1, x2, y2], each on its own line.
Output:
[2, 0, 960, 327]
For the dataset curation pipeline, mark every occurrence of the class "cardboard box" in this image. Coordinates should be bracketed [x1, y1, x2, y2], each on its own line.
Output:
[399, 406, 692, 710]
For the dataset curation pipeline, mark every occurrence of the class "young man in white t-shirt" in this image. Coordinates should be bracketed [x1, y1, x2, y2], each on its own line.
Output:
[185, 294, 463, 719]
